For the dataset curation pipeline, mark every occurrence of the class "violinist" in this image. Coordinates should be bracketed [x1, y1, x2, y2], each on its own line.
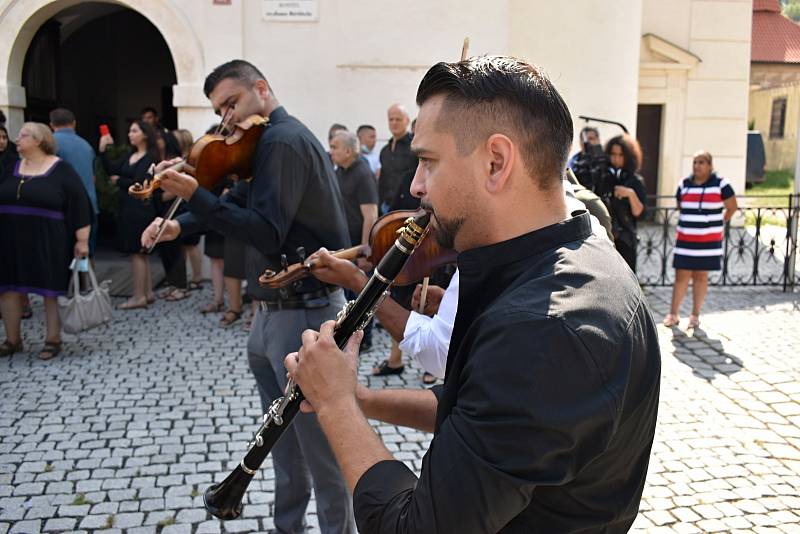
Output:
[139, 60, 355, 534]
[284, 56, 661, 533]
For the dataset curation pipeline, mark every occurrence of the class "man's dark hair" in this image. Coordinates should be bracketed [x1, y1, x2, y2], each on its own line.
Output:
[416, 56, 573, 190]
[0, 109, 6, 126]
[49, 108, 76, 127]
[203, 59, 268, 98]
[580, 126, 599, 138]
[605, 134, 642, 174]
[356, 124, 375, 134]
[141, 106, 158, 117]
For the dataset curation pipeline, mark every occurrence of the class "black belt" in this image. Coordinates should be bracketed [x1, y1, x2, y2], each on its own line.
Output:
[259, 286, 341, 312]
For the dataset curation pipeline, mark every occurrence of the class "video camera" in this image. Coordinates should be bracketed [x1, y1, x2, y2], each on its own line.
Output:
[571, 116, 629, 210]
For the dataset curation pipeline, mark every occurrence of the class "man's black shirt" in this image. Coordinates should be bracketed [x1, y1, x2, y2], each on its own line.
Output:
[378, 132, 417, 207]
[336, 157, 378, 245]
[353, 212, 661, 533]
[178, 106, 350, 301]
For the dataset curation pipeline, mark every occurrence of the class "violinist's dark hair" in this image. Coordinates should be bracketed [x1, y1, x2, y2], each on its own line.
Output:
[416, 55, 573, 190]
[605, 134, 642, 173]
[204, 60, 269, 97]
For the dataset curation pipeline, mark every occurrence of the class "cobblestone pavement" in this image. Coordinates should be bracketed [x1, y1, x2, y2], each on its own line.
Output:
[1, 285, 799, 533]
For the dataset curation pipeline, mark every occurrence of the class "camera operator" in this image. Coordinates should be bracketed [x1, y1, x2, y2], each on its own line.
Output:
[601, 134, 647, 273]
[568, 126, 600, 172]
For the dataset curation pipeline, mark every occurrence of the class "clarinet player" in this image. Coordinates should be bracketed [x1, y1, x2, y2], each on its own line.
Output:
[141, 60, 355, 534]
[285, 56, 662, 533]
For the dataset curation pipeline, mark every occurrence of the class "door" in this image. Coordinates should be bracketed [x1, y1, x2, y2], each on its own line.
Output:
[636, 104, 663, 202]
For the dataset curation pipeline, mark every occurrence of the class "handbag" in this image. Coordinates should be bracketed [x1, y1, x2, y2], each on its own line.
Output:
[57, 260, 113, 334]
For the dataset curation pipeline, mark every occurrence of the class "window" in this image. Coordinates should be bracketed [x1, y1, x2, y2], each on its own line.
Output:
[769, 97, 787, 139]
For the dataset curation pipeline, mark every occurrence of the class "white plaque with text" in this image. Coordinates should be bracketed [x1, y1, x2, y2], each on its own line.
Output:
[263, 0, 318, 22]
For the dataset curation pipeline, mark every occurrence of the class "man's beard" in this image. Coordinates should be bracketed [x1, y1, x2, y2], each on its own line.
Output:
[432, 213, 464, 250]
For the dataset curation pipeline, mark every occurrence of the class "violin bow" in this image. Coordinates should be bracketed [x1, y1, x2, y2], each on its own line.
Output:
[418, 37, 469, 314]
[143, 107, 236, 254]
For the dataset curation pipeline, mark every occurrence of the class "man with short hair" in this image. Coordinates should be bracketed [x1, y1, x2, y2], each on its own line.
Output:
[356, 124, 381, 174]
[286, 56, 661, 532]
[329, 130, 378, 349]
[140, 59, 355, 534]
[50, 108, 98, 257]
[378, 104, 417, 215]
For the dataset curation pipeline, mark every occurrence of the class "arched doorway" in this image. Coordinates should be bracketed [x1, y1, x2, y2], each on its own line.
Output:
[21, 2, 178, 143]
[0, 0, 207, 137]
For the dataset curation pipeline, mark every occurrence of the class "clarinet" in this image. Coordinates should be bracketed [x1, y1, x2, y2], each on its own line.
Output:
[204, 212, 431, 520]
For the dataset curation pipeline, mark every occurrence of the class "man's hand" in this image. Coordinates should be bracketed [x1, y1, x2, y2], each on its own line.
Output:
[614, 185, 634, 200]
[158, 169, 199, 201]
[109, 175, 120, 185]
[285, 321, 363, 416]
[411, 283, 445, 316]
[306, 248, 368, 292]
[141, 217, 181, 248]
[98, 134, 114, 153]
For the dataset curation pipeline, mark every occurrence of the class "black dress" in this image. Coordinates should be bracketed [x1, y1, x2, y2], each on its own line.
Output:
[101, 151, 157, 253]
[0, 159, 91, 297]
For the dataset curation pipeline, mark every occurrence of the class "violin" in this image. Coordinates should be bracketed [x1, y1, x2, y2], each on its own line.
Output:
[258, 209, 458, 289]
[128, 114, 268, 199]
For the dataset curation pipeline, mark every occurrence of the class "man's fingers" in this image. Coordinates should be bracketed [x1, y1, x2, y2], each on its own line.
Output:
[284, 351, 299, 373]
[319, 320, 336, 338]
[301, 328, 320, 346]
[344, 330, 363, 358]
[299, 400, 316, 414]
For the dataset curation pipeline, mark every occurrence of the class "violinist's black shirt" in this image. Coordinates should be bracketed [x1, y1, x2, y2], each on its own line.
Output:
[353, 212, 661, 533]
[178, 106, 350, 301]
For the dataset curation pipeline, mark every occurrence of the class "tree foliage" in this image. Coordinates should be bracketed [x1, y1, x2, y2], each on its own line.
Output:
[782, 0, 800, 22]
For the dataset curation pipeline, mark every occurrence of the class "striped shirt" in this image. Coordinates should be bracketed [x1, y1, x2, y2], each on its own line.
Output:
[673, 174, 734, 269]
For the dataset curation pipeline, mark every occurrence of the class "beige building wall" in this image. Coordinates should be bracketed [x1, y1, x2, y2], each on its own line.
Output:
[640, 0, 752, 196]
[751, 63, 800, 89]
[0, 0, 751, 196]
[749, 84, 800, 171]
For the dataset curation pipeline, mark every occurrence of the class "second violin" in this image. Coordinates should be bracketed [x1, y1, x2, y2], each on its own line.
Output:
[259, 209, 457, 289]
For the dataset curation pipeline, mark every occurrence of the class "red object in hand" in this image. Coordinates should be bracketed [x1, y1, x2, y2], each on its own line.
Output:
[99, 124, 110, 137]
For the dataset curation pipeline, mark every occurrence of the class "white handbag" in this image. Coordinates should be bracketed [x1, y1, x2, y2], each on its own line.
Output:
[58, 261, 113, 334]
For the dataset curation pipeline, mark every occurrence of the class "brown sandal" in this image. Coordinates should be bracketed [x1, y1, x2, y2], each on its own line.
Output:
[0, 340, 23, 357]
[200, 301, 224, 314]
[39, 341, 62, 361]
[220, 309, 243, 328]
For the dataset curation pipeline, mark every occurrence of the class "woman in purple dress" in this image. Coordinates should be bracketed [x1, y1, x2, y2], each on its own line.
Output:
[0, 122, 91, 359]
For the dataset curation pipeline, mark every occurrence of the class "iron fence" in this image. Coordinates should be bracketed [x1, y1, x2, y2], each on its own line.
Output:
[635, 194, 800, 291]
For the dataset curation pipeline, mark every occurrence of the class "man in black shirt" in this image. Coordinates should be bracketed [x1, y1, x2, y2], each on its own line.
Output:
[140, 60, 355, 534]
[378, 104, 417, 214]
[285, 56, 661, 532]
[329, 130, 378, 248]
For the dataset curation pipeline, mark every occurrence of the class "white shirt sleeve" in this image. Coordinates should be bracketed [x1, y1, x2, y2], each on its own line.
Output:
[398, 270, 459, 379]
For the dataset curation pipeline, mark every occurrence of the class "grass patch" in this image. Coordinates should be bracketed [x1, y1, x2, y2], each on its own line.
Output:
[71, 493, 93, 506]
[745, 169, 795, 208]
[190, 488, 201, 498]
[104, 514, 115, 529]
[157, 517, 177, 527]
[44, 463, 54, 472]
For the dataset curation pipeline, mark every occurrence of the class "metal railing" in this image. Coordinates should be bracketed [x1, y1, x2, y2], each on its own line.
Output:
[635, 194, 799, 291]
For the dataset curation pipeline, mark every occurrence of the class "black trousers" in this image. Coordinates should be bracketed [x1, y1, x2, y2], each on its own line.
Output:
[614, 238, 637, 274]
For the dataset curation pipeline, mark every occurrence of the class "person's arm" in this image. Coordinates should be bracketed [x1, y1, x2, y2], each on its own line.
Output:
[359, 203, 378, 248]
[305, 248, 410, 340]
[62, 164, 93, 255]
[721, 179, 738, 221]
[617, 176, 646, 218]
[183, 141, 309, 253]
[74, 225, 90, 258]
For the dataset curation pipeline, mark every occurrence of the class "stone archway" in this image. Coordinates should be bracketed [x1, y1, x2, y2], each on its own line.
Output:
[0, 0, 207, 133]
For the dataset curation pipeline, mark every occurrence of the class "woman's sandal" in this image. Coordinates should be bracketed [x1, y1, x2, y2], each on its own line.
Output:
[187, 281, 203, 291]
[220, 309, 243, 328]
[118, 299, 148, 310]
[200, 301, 225, 314]
[39, 341, 62, 361]
[662, 313, 680, 327]
[0, 340, 23, 357]
[688, 315, 700, 328]
[422, 372, 437, 385]
[165, 288, 190, 302]
[372, 359, 404, 376]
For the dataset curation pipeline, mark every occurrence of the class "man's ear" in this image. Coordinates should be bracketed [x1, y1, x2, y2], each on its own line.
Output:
[254, 79, 270, 100]
[485, 134, 514, 194]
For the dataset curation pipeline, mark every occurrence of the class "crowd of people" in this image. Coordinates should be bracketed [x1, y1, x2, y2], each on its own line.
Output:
[0, 54, 740, 531]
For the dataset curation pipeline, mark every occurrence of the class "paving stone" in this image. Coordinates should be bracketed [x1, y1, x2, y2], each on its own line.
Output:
[42, 518, 77, 532]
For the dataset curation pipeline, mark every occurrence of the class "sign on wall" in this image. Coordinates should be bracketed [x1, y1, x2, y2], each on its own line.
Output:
[263, 0, 318, 22]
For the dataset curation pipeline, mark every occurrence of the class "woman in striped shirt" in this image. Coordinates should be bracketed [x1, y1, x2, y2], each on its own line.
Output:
[664, 150, 737, 328]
